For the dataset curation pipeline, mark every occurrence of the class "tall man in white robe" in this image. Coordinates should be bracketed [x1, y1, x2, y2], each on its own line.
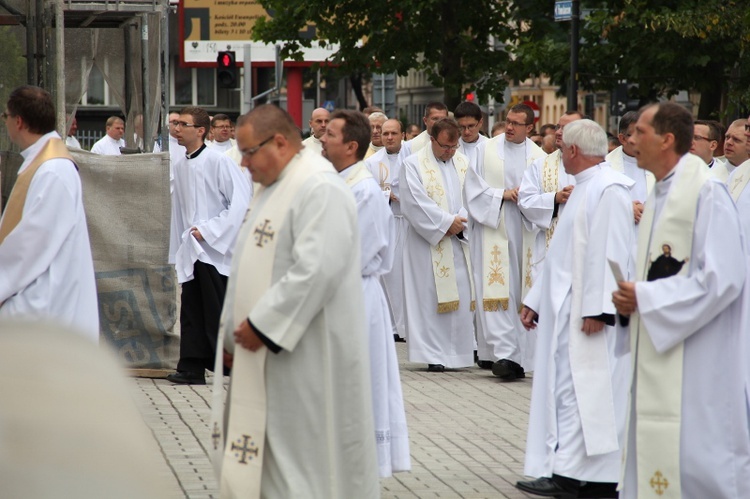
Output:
[0, 85, 99, 341]
[365, 118, 408, 341]
[401, 117, 474, 371]
[466, 103, 545, 378]
[455, 101, 488, 170]
[399, 102, 449, 159]
[613, 102, 750, 499]
[518, 111, 582, 370]
[516, 120, 633, 499]
[301, 107, 330, 155]
[322, 109, 410, 478]
[211, 104, 379, 498]
[167, 106, 251, 385]
[91, 116, 126, 155]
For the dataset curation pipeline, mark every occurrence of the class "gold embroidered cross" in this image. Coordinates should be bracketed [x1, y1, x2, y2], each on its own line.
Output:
[254, 219, 274, 247]
[650, 470, 669, 496]
[231, 434, 259, 464]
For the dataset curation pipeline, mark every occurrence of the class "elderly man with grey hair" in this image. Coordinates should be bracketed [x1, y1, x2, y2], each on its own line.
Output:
[365, 111, 388, 159]
[516, 119, 634, 499]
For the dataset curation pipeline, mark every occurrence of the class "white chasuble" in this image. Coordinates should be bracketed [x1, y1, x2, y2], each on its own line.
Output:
[401, 146, 475, 367]
[211, 149, 379, 498]
[619, 154, 750, 499]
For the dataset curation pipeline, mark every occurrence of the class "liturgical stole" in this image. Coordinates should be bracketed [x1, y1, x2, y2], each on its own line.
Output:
[343, 161, 373, 188]
[416, 146, 474, 313]
[627, 155, 708, 499]
[0, 138, 75, 244]
[729, 159, 750, 202]
[210, 151, 318, 499]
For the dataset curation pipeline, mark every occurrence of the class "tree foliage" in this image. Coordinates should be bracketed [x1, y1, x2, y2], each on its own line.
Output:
[253, 0, 516, 109]
[511, 0, 750, 118]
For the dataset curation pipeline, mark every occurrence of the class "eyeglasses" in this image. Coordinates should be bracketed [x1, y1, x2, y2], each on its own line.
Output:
[174, 121, 200, 128]
[693, 135, 715, 142]
[242, 135, 274, 157]
[458, 123, 479, 132]
[434, 139, 459, 151]
[507, 120, 532, 128]
[212, 125, 231, 130]
[169, 120, 180, 126]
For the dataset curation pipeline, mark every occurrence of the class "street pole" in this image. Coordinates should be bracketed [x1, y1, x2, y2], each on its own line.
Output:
[567, 0, 579, 111]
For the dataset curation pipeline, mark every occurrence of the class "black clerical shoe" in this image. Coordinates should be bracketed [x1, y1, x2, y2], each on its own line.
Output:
[492, 359, 525, 380]
[166, 370, 206, 385]
[578, 481, 618, 498]
[515, 475, 579, 498]
[393, 334, 406, 343]
[427, 364, 445, 372]
[477, 360, 494, 370]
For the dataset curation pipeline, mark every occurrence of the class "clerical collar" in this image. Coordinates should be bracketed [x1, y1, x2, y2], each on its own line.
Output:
[186, 143, 207, 159]
[708, 158, 715, 168]
[387, 149, 401, 156]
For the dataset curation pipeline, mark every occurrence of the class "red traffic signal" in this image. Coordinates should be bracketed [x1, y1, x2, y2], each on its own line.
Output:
[217, 51, 238, 89]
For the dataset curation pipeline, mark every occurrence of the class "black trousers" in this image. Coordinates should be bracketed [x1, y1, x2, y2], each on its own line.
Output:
[177, 261, 228, 373]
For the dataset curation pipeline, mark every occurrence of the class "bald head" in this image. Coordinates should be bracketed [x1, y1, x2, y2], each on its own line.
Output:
[309, 108, 330, 139]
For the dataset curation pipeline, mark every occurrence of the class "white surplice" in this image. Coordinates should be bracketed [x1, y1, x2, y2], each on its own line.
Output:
[0, 132, 99, 341]
[365, 147, 408, 338]
[91, 135, 125, 155]
[339, 163, 410, 478]
[606, 146, 650, 202]
[221, 149, 379, 498]
[465, 135, 544, 368]
[458, 134, 488, 170]
[301, 135, 323, 155]
[619, 162, 750, 499]
[523, 164, 634, 482]
[168, 145, 251, 283]
[207, 138, 235, 153]
[400, 148, 474, 367]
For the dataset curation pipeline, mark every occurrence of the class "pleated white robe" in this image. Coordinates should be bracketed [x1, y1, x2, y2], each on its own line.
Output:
[400, 148, 474, 367]
[340, 165, 410, 478]
[523, 165, 633, 482]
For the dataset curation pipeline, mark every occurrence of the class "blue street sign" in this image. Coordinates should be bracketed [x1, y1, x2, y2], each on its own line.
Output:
[323, 100, 335, 112]
[554, 0, 573, 22]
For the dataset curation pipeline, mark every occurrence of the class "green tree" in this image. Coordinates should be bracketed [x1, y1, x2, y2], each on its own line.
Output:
[253, 0, 516, 109]
[510, 0, 750, 119]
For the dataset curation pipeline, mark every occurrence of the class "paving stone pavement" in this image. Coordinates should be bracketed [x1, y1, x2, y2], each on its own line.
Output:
[132, 343, 536, 498]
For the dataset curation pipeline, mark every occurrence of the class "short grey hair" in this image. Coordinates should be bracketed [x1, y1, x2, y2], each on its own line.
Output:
[562, 119, 608, 157]
[368, 112, 387, 122]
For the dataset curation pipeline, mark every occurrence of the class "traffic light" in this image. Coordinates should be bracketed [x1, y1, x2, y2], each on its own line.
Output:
[217, 51, 238, 89]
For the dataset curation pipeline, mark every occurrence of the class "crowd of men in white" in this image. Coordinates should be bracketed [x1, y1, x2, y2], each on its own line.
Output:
[5, 80, 750, 497]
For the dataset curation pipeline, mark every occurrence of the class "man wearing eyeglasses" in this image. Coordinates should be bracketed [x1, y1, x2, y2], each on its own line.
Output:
[167, 106, 251, 385]
[723, 119, 750, 172]
[455, 101, 488, 171]
[400, 117, 475, 372]
[0, 85, 98, 341]
[213, 104, 379, 497]
[207, 113, 236, 153]
[690, 120, 729, 180]
[466, 103, 545, 379]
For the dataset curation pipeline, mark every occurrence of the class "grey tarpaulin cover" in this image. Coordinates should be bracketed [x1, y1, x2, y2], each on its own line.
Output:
[73, 149, 178, 369]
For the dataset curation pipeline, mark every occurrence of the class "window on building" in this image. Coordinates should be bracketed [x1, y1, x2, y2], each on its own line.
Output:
[172, 60, 216, 107]
[81, 61, 109, 106]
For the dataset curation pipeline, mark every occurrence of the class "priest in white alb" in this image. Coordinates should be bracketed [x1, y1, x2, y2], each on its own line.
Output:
[0, 85, 99, 341]
[518, 111, 581, 370]
[454, 100, 488, 170]
[515, 119, 633, 499]
[365, 118, 408, 341]
[301, 107, 330, 155]
[466, 103, 545, 378]
[210, 105, 379, 498]
[399, 102, 449, 159]
[613, 102, 750, 499]
[90, 116, 126, 155]
[322, 109, 410, 478]
[400, 117, 474, 372]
